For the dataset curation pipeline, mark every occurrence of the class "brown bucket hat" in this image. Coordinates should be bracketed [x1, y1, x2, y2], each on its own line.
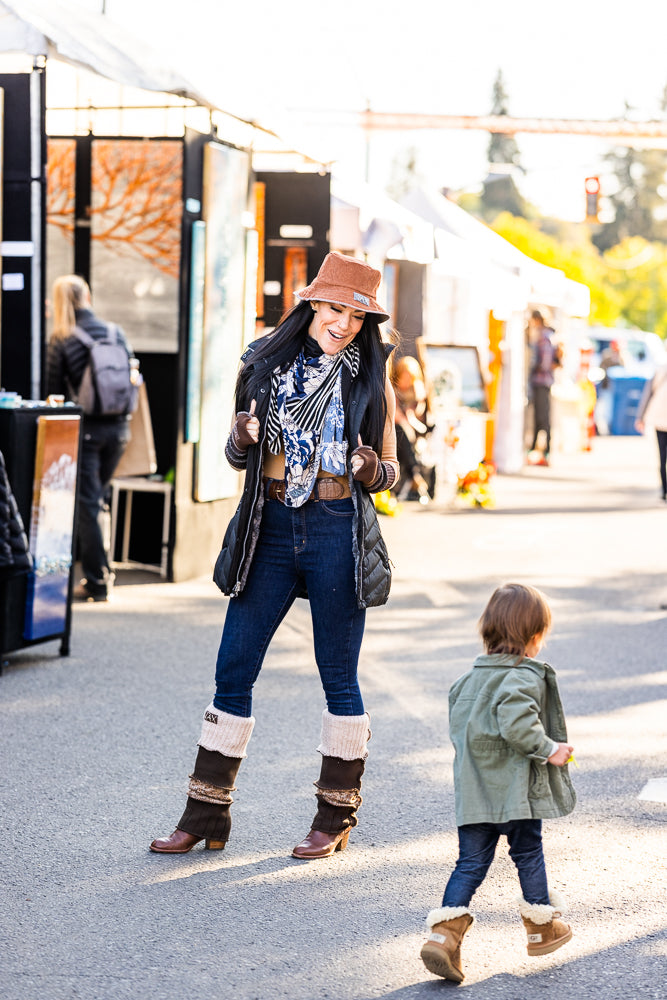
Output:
[297, 251, 389, 323]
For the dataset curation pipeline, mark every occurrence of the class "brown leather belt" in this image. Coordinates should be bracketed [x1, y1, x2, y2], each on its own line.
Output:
[263, 476, 346, 503]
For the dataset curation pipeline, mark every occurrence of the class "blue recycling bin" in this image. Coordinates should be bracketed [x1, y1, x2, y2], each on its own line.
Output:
[608, 371, 647, 435]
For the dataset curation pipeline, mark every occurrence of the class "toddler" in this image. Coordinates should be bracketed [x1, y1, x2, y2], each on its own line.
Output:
[420, 583, 576, 982]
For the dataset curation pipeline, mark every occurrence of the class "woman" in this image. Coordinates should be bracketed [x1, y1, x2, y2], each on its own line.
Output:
[391, 354, 435, 501]
[635, 360, 667, 501]
[46, 276, 133, 602]
[151, 251, 398, 860]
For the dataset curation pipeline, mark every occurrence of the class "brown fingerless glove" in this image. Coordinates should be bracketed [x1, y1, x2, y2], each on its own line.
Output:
[231, 411, 257, 450]
[351, 445, 380, 486]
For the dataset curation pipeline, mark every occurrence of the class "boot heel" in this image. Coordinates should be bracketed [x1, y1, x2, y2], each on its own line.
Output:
[205, 839, 226, 850]
[336, 829, 351, 852]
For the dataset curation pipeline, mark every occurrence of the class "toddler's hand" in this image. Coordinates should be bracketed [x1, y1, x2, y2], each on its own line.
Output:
[547, 742, 574, 767]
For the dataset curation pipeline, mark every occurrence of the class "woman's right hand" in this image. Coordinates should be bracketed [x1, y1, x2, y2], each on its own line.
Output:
[232, 399, 259, 449]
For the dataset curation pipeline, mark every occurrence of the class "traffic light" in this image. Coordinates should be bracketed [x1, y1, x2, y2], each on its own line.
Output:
[585, 176, 600, 221]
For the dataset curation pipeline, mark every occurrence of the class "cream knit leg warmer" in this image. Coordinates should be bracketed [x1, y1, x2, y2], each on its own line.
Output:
[316, 709, 371, 761]
[197, 703, 255, 758]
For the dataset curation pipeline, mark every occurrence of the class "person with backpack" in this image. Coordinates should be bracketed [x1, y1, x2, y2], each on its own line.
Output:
[46, 275, 137, 602]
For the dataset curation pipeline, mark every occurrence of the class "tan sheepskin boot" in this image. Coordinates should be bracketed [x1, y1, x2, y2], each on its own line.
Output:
[420, 907, 474, 982]
[518, 890, 572, 956]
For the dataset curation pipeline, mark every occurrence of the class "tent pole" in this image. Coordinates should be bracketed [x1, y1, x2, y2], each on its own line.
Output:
[30, 58, 45, 400]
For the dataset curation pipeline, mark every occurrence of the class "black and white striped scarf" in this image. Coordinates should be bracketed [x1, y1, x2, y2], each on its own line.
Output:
[265, 341, 360, 505]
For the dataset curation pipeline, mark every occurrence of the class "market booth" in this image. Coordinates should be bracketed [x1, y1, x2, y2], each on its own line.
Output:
[0, 2, 337, 591]
[399, 188, 590, 477]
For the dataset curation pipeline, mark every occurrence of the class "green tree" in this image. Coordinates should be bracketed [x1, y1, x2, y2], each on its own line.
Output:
[491, 212, 622, 325]
[593, 91, 667, 251]
[603, 237, 667, 337]
[593, 146, 667, 251]
[480, 69, 527, 221]
[492, 213, 667, 336]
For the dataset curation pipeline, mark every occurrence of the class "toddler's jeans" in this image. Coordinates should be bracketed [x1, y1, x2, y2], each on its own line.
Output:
[442, 819, 549, 906]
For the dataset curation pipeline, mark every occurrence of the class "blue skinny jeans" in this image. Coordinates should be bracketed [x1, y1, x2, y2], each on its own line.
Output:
[442, 820, 550, 907]
[213, 495, 366, 718]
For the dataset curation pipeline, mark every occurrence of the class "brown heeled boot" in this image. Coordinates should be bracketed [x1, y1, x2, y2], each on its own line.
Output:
[150, 704, 254, 854]
[292, 710, 370, 860]
[150, 748, 241, 853]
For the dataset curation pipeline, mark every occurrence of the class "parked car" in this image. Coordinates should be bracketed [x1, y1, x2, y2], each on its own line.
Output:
[587, 327, 666, 379]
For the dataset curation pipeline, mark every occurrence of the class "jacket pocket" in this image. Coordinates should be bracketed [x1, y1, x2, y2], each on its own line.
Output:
[528, 761, 550, 800]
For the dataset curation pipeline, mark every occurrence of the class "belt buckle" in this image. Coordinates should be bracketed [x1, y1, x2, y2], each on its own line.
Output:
[264, 477, 285, 502]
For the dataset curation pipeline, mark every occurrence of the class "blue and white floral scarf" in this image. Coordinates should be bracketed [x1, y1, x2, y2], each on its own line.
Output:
[266, 342, 360, 507]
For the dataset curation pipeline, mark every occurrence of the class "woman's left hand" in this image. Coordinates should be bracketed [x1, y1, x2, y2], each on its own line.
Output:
[351, 435, 380, 485]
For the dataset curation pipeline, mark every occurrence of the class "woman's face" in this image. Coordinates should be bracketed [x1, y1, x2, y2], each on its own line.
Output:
[308, 301, 365, 355]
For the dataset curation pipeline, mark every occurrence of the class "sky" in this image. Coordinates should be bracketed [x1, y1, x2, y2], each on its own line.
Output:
[73, 0, 667, 220]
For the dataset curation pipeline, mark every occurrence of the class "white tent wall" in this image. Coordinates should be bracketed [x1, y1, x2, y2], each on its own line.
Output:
[494, 310, 530, 473]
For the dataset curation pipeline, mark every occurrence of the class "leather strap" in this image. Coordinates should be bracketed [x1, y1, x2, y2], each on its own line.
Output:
[263, 477, 346, 503]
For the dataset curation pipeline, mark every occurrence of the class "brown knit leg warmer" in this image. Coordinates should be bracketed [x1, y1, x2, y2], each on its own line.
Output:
[310, 755, 366, 835]
[176, 748, 243, 843]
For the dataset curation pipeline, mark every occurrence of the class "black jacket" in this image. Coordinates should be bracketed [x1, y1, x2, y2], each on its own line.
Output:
[0, 450, 32, 579]
[46, 308, 133, 422]
[213, 341, 392, 609]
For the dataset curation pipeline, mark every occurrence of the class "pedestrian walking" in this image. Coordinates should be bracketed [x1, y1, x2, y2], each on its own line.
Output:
[150, 252, 398, 860]
[527, 311, 558, 465]
[420, 583, 576, 983]
[635, 360, 667, 501]
[46, 275, 135, 602]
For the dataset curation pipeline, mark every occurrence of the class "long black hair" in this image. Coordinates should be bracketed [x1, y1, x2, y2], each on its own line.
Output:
[236, 300, 390, 456]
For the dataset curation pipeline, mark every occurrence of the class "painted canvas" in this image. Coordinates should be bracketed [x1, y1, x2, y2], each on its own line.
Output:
[46, 137, 183, 352]
[24, 415, 80, 640]
[195, 142, 252, 502]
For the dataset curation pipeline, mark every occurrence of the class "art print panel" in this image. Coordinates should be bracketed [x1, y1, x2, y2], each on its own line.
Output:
[24, 415, 80, 640]
[195, 142, 251, 502]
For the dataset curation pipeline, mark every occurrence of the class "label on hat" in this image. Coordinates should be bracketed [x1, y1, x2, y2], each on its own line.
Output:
[354, 292, 370, 306]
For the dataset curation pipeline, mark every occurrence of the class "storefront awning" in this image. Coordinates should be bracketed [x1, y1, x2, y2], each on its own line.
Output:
[0, 0, 213, 106]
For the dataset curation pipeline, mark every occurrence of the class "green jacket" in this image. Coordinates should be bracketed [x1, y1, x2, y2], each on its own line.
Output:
[449, 653, 576, 825]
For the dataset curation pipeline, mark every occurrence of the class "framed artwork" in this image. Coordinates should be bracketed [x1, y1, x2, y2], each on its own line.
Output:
[422, 344, 489, 412]
[282, 246, 308, 315]
[194, 142, 252, 502]
[90, 139, 183, 353]
[24, 414, 80, 640]
[185, 220, 206, 443]
[46, 136, 184, 352]
[45, 137, 76, 333]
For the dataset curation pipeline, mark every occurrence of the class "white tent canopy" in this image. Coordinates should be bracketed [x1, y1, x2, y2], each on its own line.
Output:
[0, 0, 213, 105]
[402, 187, 590, 317]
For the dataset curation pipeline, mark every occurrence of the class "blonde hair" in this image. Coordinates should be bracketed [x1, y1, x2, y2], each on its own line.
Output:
[391, 354, 423, 386]
[479, 583, 552, 659]
[51, 275, 90, 340]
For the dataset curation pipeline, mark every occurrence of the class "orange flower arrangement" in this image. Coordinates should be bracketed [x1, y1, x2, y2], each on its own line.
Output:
[456, 461, 496, 508]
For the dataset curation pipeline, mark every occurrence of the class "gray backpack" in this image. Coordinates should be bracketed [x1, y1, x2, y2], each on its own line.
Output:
[69, 324, 138, 416]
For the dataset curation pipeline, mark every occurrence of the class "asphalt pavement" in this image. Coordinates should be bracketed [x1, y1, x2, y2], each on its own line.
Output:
[1, 434, 666, 1000]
